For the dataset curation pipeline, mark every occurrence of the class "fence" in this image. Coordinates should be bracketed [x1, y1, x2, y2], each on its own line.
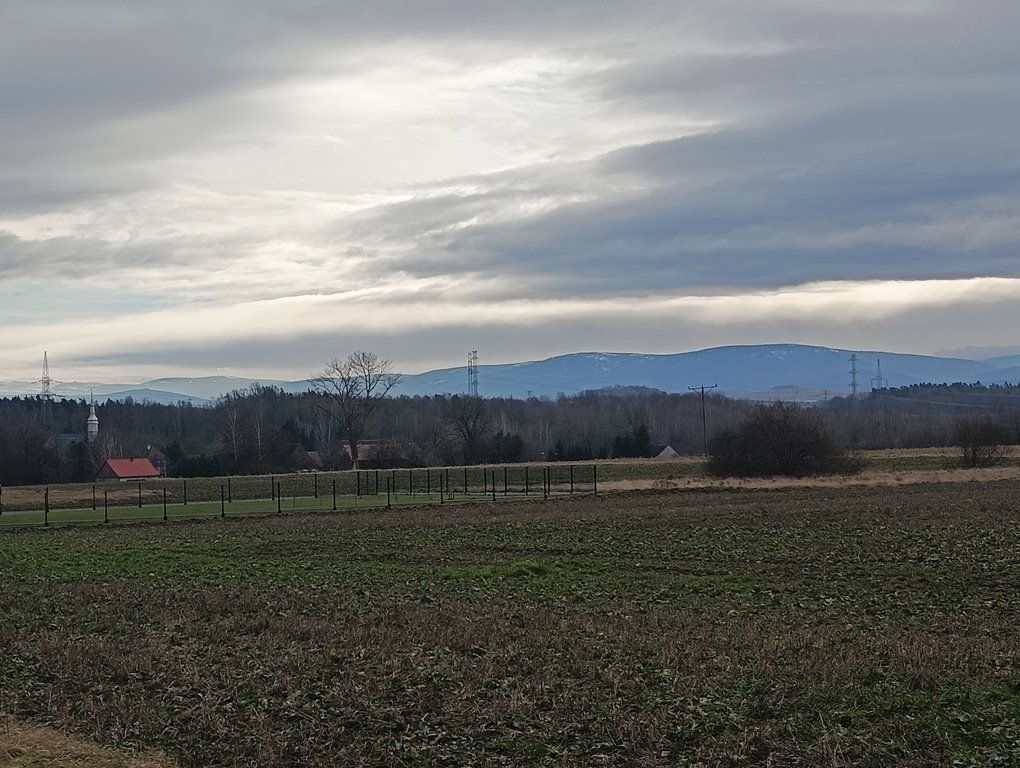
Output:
[0, 464, 599, 528]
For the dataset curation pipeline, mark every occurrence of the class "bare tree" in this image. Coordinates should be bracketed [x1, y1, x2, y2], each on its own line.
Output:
[311, 351, 400, 468]
[220, 394, 244, 464]
[247, 384, 268, 470]
[955, 416, 1007, 468]
[86, 427, 125, 476]
[443, 395, 490, 465]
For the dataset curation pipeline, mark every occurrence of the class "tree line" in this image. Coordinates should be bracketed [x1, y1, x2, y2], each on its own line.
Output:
[1, 363, 1019, 485]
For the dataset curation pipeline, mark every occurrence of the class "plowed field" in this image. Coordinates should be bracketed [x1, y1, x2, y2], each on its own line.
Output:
[2, 482, 1018, 766]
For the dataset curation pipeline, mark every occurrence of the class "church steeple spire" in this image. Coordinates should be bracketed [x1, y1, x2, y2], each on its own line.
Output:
[86, 391, 99, 444]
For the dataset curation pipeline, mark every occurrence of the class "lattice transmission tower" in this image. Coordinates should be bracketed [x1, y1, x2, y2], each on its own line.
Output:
[467, 350, 479, 398]
[40, 351, 54, 428]
[871, 358, 888, 391]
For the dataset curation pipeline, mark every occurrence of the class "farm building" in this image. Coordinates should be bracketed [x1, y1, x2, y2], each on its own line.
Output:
[340, 440, 421, 470]
[97, 457, 161, 481]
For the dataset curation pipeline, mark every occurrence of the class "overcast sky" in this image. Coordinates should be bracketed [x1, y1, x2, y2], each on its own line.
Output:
[2, 0, 1019, 382]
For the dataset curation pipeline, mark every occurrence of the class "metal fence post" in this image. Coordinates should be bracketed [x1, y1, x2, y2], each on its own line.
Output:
[593, 464, 598, 496]
[163, 488, 167, 521]
[220, 485, 225, 518]
[44, 488, 49, 527]
[183, 479, 188, 506]
[386, 477, 392, 509]
[277, 483, 282, 514]
[491, 470, 496, 502]
[104, 490, 108, 523]
[332, 478, 337, 511]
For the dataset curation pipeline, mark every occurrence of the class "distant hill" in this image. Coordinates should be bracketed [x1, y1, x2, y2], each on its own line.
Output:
[43, 376, 289, 403]
[390, 344, 1000, 399]
[3, 344, 1019, 404]
[140, 376, 289, 400]
[980, 355, 1020, 370]
[103, 389, 213, 407]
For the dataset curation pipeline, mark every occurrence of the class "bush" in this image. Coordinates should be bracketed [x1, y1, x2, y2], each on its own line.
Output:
[954, 416, 1007, 468]
[169, 453, 223, 478]
[707, 402, 860, 478]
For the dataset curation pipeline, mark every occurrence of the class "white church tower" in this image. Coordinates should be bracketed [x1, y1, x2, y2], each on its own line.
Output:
[86, 394, 99, 444]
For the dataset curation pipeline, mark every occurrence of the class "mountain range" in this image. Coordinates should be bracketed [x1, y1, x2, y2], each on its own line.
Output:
[2, 344, 1019, 405]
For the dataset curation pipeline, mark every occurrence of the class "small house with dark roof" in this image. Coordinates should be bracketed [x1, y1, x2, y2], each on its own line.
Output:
[97, 457, 161, 481]
[340, 440, 421, 470]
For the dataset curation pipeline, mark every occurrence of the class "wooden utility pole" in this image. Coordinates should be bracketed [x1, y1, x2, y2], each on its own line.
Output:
[689, 384, 718, 459]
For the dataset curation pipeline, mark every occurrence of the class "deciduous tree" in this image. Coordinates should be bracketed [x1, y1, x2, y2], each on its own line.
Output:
[312, 352, 400, 468]
[443, 395, 489, 465]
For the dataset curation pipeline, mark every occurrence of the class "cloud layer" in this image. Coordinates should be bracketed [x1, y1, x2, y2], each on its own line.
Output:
[2, 1, 1019, 381]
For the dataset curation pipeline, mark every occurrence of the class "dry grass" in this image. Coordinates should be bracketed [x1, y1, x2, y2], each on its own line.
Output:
[859, 445, 1020, 458]
[604, 462, 1020, 492]
[0, 721, 174, 768]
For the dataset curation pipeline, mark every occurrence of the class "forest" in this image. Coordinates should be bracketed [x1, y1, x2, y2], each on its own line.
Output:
[1, 381, 1018, 485]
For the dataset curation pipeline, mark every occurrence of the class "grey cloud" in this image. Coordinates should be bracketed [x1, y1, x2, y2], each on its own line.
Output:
[6, 0, 1020, 379]
[66, 290, 1020, 383]
[339, 2, 1020, 297]
[1, 0, 676, 211]
[343, 114, 1020, 298]
[0, 230, 259, 287]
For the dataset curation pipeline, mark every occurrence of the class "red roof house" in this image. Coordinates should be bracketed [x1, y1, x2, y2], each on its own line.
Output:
[97, 458, 161, 481]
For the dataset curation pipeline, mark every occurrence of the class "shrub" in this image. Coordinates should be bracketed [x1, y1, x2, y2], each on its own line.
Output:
[707, 402, 860, 478]
[954, 416, 1007, 468]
